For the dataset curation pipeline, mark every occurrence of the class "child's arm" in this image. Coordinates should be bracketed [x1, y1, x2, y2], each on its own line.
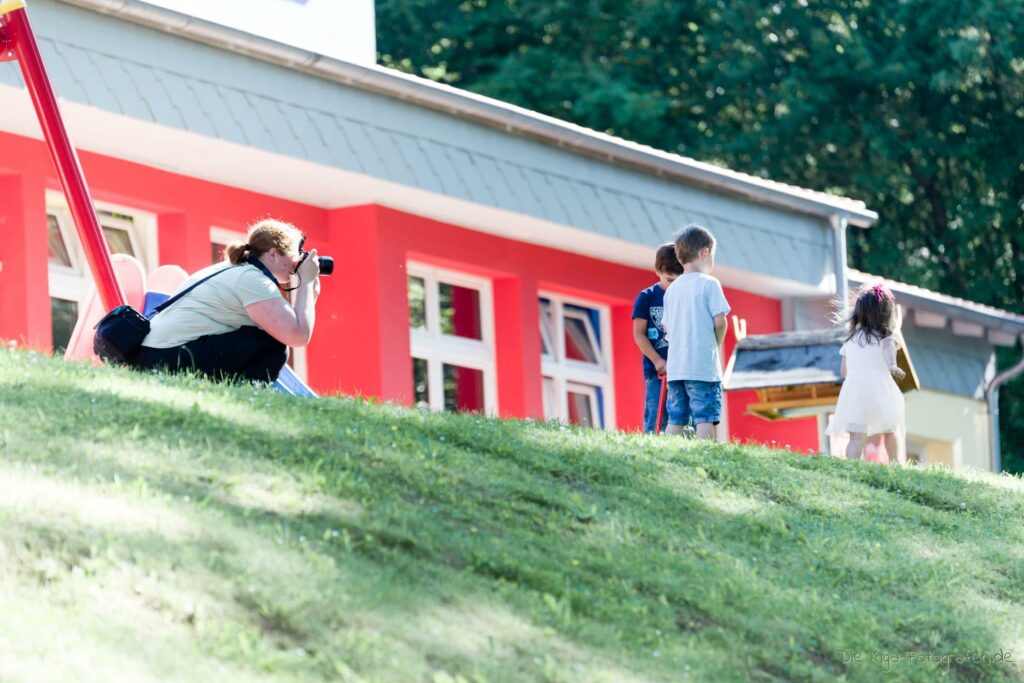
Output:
[713, 313, 728, 370]
[882, 336, 906, 380]
[632, 318, 666, 375]
[713, 313, 728, 347]
[708, 280, 731, 360]
[840, 357, 847, 378]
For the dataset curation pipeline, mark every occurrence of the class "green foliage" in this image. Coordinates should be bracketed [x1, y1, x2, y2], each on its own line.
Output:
[376, 0, 1024, 469]
[2, 350, 1024, 681]
[998, 346, 1024, 474]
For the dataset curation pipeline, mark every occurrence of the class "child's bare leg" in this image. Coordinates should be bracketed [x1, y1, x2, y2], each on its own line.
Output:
[695, 422, 716, 440]
[665, 424, 686, 436]
[883, 432, 904, 465]
[846, 432, 866, 459]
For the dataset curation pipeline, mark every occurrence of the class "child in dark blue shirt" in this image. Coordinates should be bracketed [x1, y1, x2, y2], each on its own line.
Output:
[631, 243, 684, 433]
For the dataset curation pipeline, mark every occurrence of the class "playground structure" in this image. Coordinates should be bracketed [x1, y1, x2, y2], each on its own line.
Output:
[1, 0, 124, 311]
[0, 0, 314, 395]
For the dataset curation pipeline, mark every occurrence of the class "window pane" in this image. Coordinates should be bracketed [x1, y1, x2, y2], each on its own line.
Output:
[408, 276, 426, 329]
[443, 363, 484, 413]
[439, 283, 482, 339]
[47, 215, 73, 268]
[539, 300, 554, 357]
[567, 389, 595, 428]
[413, 357, 430, 408]
[50, 297, 78, 354]
[564, 315, 599, 363]
[103, 226, 135, 256]
[211, 242, 227, 264]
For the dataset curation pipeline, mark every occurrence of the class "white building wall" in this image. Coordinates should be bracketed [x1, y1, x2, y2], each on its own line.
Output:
[140, 0, 377, 65]
[904, 389, 991, 471]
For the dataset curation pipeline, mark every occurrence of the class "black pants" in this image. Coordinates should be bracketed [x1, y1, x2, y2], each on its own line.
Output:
[131, 326, 287, 383]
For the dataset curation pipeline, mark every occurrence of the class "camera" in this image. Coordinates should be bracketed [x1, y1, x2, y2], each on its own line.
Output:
[295, 236, 334, 276]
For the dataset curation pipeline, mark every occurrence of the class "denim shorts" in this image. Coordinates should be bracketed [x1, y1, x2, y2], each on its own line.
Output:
[666, 379, 722, 426]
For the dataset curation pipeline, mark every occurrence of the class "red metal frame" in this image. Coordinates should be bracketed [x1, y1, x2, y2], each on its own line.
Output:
[655, 375, 667, 433]
[0, 0, 125, 310]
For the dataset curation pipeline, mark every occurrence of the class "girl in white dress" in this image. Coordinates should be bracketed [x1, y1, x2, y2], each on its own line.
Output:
[830, 283, 907, 463]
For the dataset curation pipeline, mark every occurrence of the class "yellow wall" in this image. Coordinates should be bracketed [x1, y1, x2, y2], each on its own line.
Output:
[904, 390, 991, 471]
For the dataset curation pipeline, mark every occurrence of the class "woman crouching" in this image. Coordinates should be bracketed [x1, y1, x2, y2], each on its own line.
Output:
[131, 218, 320, 383]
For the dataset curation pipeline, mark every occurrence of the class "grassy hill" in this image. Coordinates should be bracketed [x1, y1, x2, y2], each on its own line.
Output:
[0, 348, 1022, 682]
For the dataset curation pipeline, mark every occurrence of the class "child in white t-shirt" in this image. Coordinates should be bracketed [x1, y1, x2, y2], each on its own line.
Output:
[662, 224, 731, 440]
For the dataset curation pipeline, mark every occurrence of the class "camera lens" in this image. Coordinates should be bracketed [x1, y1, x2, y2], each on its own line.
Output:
[317, 256, 334, 276]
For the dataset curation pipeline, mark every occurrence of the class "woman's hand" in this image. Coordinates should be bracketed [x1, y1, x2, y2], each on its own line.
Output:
[891, 366, 906, 381]
[297, 248, 321, 285]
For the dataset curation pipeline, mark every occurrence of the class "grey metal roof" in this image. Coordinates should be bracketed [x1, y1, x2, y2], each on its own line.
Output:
[0, 0, 860, 289]
[733, 328, 846, 351]
[58, 0, 878, 227]
[900, 319, 994, 400]
[725, 321, 994, 400]
[725, 329, 844, 390]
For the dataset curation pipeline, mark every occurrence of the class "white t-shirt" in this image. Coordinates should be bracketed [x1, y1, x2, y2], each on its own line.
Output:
[662, 272, 731, 382]
[142, 262, 282, 348]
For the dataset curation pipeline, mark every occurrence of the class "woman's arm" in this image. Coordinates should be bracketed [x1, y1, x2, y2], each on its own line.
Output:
[246, 251, 320, 347]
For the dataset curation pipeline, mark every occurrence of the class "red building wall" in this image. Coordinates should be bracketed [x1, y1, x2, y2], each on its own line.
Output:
[722, 288, 820, 453]
[0, 130, 818, 450]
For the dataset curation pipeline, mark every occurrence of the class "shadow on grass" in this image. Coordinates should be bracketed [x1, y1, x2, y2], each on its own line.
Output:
[1, 367, 1022, 682]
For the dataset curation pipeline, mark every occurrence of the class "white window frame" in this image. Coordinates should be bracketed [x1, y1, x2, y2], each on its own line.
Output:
[539, 292, 615, 429]
[47, 209, 87, 308]
[46, 191, 158, 314]
[565, 381, 601, 429]
[408, 262, 497, 415]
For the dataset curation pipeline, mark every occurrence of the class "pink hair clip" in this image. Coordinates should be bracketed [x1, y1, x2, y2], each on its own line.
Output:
[871, 283, 894, 302]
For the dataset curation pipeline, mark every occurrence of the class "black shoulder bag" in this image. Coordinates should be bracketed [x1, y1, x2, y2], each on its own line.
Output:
[93, 265, 239, 364]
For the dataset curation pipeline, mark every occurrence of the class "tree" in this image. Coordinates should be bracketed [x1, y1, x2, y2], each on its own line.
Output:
[378, 0, 1024, 470]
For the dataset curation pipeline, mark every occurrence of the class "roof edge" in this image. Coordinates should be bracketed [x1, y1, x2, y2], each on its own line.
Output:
[737, 328, 846, 350]
[55, 0, 879, 227]
[849, 270, 1024, 335]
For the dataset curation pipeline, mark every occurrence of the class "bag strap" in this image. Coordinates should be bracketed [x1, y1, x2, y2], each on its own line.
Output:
[152, 264, 238, 317]
[245, 256, 280, 287]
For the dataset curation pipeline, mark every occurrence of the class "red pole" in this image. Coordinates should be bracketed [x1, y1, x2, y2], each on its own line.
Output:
[1, 0, 126, 311]
[654, 375, 667, 434]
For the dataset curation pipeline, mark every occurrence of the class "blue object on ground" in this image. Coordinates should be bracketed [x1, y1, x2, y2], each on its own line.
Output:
[142, 291, 170, 318]
[274, 364, 318, 397]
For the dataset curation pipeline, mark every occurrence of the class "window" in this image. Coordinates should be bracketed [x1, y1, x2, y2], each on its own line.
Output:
[539, 294, 614, 429]
[210, 227, 243, 265]
[50, 297, 78, 354]
[47, 214, 74, 269]
[413, 357, 430, 408]
[408, 263, 496, 414]
[46, 193, 156, 352]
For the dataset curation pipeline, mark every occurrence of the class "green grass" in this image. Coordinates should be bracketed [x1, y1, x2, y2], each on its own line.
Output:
[1, 348, 1023, 682]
